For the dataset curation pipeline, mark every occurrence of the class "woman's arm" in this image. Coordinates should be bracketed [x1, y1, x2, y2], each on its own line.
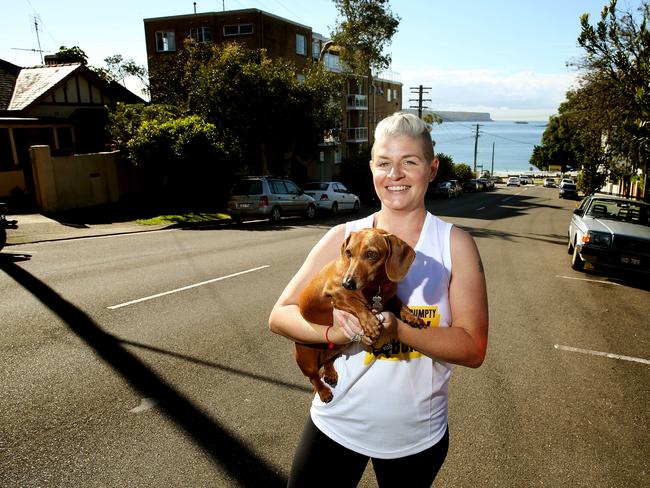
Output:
[379, 226, 489, 367]
[268, 223, 350, 345]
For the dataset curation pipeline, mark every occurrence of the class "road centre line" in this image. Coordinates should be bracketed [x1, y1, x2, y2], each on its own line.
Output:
[554, 344, 650, 365]
[556, 275, 623, 286]
[108, 265, 270, 310]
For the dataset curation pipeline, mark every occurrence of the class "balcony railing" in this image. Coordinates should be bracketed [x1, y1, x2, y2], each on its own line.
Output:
[346, 95, 368, 110]
[346, 127, 368, 142]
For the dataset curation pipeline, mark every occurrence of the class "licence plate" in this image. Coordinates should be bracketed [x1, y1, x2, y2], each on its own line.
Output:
[621, 255, 641, 266]
[238, 203, 252, 208]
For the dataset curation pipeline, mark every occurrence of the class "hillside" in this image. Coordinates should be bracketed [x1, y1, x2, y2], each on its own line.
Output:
[403, 108, 493, 122]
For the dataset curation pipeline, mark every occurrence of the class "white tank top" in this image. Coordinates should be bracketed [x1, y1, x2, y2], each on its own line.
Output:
[310, 212, 453, 458]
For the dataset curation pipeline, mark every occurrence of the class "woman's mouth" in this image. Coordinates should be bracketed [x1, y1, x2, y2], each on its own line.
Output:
[386, 185, 410, 191]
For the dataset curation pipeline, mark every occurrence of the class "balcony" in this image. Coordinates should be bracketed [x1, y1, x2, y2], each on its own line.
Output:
[346, 95, 368, 110]
[346, 127, 368, 142]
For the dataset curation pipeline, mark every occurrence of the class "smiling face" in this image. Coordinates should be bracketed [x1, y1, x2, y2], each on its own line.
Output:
[370, 135, 438, 212]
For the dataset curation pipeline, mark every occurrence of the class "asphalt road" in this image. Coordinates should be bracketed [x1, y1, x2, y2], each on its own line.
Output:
[1, 185, 648, 487]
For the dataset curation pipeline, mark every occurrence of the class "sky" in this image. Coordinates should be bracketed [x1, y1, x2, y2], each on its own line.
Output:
[1, 0, 645, 121]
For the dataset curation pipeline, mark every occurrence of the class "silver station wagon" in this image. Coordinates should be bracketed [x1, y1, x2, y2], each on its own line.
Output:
[568, 195, 650, 275]
[227, 176, 317, 224]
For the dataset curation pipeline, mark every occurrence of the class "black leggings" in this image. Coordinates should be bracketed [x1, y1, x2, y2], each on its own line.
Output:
[287, 417, 449, 488]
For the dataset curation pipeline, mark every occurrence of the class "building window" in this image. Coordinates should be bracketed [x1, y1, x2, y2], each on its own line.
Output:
[296, 33, 306, 55]
[387, 89, 392, 102]
[297, 73, 305, 83]
[312, 39, 321, 59]
[155, 31, 176, 52]
[223, 24, 253, 36]
[190, 26, 212, 43]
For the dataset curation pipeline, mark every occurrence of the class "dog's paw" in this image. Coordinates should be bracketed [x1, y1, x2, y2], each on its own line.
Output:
[317, 388, 334, 403]
[402, 313, 426, 329]
[323, 372, 338, 388]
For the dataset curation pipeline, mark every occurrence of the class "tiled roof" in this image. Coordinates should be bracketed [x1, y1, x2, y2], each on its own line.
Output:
[8, 63, 82, 111]
[0, 59, 21, 110]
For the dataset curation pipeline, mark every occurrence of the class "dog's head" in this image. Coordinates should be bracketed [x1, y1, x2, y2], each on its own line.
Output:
[340, 228, 415, 291]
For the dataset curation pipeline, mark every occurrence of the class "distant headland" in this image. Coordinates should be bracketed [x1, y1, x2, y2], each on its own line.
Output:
[403, 108, 493, 122]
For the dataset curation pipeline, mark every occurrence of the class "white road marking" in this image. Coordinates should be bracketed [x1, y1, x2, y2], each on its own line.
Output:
[108, 265, 270, 309]
[476, 206, 486, 211]
[129, 397, 158, 413]
[554, 344, 650, 365]
[556, 275, 623, 286]
[501, 197, 512, 202]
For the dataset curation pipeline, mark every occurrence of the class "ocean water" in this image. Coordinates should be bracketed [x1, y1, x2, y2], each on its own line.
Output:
[430, 121, 547, 175]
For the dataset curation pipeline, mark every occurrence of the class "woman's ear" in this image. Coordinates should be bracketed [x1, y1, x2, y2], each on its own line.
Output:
[430, 158, 439, 182]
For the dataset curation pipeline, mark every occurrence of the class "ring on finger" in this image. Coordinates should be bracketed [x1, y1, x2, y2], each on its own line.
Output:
[352, 333, 362, 343]
[376, 312, 385, 323]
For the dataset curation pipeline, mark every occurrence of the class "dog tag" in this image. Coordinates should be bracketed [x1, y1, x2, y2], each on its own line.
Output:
[372, 293, 383, 312]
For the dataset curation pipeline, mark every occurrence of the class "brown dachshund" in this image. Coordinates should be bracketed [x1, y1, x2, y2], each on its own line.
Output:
[297, 228, 425, 403]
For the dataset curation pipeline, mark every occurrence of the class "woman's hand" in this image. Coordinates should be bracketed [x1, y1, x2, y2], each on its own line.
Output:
[376, 310, 399, 341]
[333, 309, 374, 346]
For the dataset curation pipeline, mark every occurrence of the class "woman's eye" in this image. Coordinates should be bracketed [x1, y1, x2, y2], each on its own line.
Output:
[404, 159, 416, 165]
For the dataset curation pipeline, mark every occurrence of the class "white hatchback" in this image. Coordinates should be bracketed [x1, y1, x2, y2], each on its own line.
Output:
[507, 177, 521, 187]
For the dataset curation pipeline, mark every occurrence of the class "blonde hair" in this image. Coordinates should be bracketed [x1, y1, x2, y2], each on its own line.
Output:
[372, 112, 435, 162]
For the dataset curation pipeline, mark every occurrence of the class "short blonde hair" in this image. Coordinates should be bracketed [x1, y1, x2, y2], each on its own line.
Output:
[372, 112, 435, 162]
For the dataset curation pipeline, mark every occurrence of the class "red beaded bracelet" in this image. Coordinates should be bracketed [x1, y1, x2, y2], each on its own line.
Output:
[325, 326, 335, 349]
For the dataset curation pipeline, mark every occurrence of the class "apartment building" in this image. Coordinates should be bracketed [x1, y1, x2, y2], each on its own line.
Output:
[143, 8, 402, 175]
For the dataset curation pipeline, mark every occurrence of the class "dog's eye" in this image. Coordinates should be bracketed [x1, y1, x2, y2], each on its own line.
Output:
[345, 250, 352, 258]
[366, 250, 377, 260]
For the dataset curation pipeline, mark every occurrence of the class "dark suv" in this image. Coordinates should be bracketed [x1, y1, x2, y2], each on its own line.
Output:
[227, 176, 317, 223]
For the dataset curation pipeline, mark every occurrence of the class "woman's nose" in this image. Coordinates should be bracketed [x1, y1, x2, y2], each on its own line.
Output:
[387, 164, 404, 179]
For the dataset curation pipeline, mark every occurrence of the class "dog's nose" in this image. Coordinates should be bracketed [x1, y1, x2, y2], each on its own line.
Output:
[343, 278, 357, 290]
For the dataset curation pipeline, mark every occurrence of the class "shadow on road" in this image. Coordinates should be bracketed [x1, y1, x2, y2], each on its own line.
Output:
[118, 337, 312, 394]
[0, 259, 286, 487]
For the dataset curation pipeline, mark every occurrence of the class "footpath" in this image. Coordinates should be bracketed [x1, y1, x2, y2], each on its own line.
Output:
[4, 213, 171, 246]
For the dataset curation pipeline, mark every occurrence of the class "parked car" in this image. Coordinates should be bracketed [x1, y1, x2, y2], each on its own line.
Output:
[462, 179, 481, 192]
[303, 181, 360, 214]
[559, 183, 578, 199]
[567, 195, 650, 274]
[227, 176, 317, 223]
[477, 177, 494, 190]
[559, 178, 575, 188]
[506, 176, 521, 187]
[543, 178, 557, 187]
[431, 180, 462, 199]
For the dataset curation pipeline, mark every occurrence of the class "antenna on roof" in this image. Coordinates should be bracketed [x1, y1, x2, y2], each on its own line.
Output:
[11, 15, 46, 65]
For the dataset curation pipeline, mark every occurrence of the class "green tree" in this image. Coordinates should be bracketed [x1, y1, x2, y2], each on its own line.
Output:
[166, 41, 343, 175]
[127, 115, 230, 204]
[55, 46, 88, 64]
[433, 153, 454, 182]
[93, 55, 149, 96]
[574, 0, 649, 198]
[331, 0, 400, 77]
[453, 163, 473, 181]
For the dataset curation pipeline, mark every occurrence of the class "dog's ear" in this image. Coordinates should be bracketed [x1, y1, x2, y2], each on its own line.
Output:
[384, 234, 415, 282]
[341, 234, 352, 258]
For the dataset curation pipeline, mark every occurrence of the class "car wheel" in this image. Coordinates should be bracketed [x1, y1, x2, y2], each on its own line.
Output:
[571, 243, 585, 271]
[353, 201, 360, 213]
[305, 204, 316, 220]
[331, 202, 339, 215]
[269, 207, 282, 224]
[0, 227, 6, 252]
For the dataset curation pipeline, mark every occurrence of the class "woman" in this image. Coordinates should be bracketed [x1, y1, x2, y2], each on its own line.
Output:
[269, 112, 488, 487]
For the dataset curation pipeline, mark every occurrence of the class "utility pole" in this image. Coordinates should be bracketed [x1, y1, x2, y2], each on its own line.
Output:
[491, 142, 495, 176]
[409, 85, 432, 119]
[473, 124, 481, 176]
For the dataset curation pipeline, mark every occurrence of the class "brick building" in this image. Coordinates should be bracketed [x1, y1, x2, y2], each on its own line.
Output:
[143, 8, 402, 178]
